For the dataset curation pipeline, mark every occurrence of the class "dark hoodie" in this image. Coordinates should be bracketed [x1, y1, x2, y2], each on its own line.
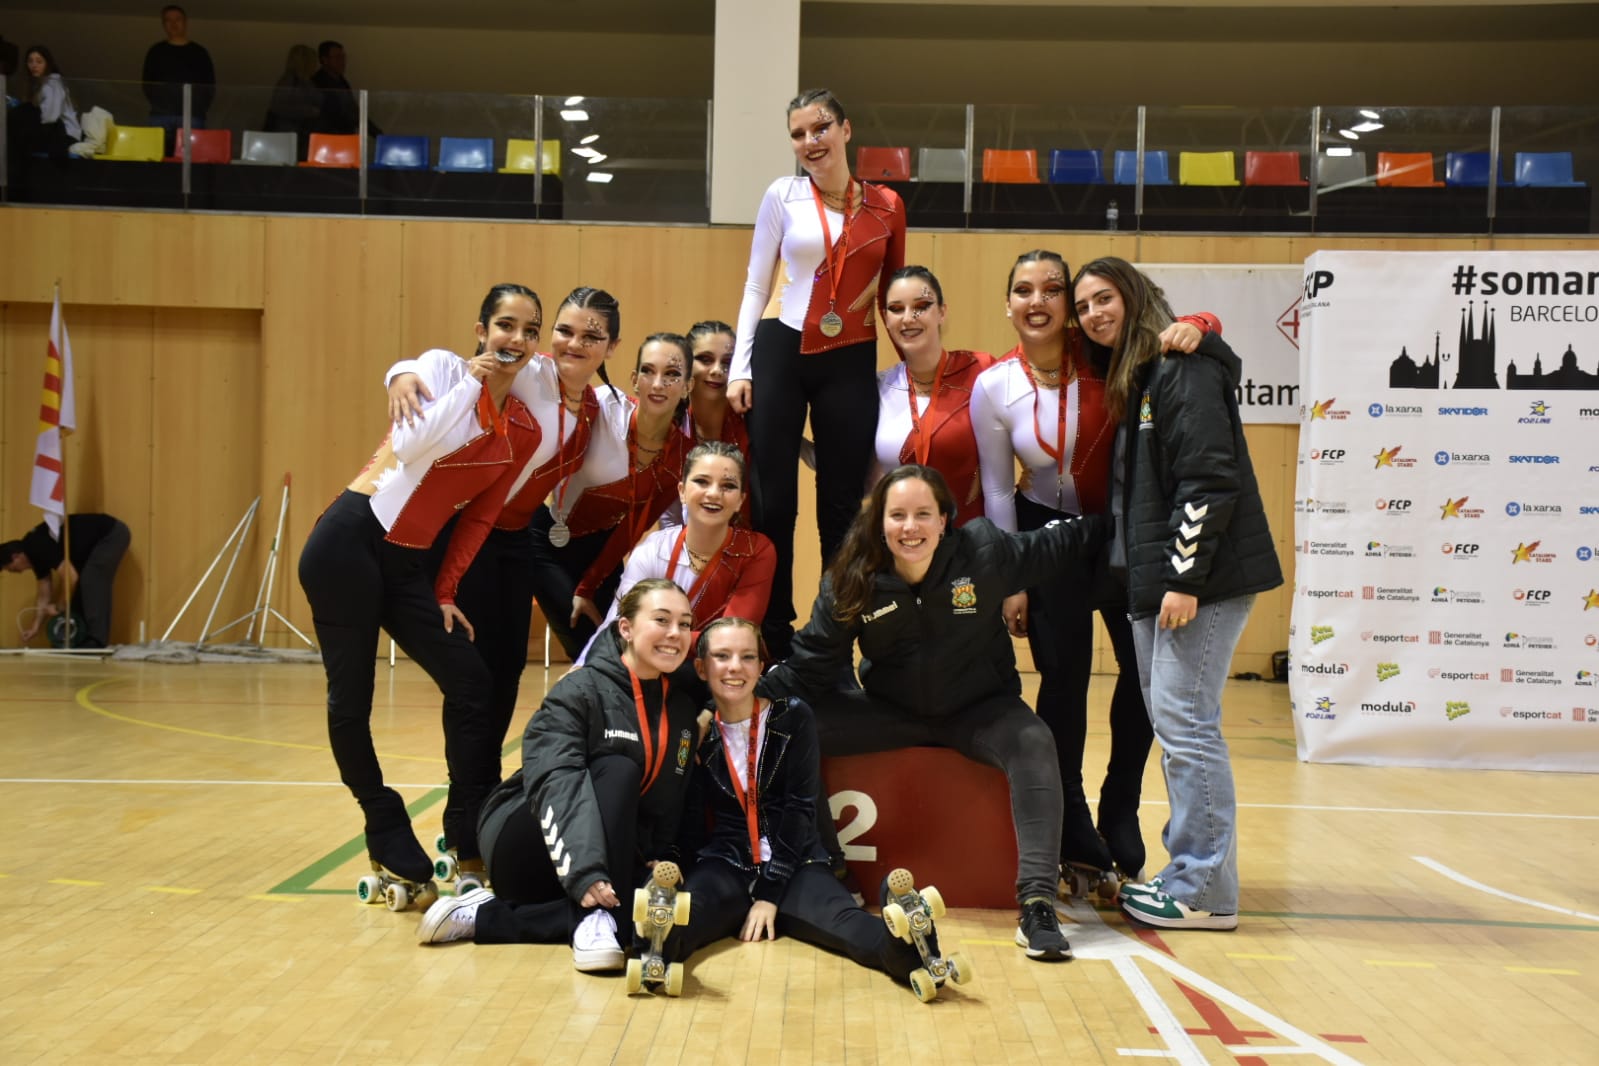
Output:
[476, 621, 699, 901]
[1116, 332, 1282, 620]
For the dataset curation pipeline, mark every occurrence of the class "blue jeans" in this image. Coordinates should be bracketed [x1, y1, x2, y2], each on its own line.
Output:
[1130, 594, 1254, 914]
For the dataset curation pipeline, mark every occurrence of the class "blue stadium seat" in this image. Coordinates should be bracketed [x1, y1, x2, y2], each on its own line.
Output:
[373, 135, 428, 170]
[437, 136, 494, 173]
[1113, 150, 1171, 185]
[1444, 152, 1497, 187]
[1513, 151, 1585, 187]
[1047, 149, 1104, 184]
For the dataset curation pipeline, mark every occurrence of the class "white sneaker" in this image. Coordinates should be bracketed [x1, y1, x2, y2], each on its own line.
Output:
[572, 908, 625, 971]
[417, 886, 494, 944]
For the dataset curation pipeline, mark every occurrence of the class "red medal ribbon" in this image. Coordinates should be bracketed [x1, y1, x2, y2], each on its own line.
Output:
[717, 699, 764, 862]
[476, 385, 509, 439]
[905, 351, 949, 467]
[665, 526, 732, 610]
[548, 389, 588, 519]
[630, 669, 671, 794]
[809, 179, 857, 317]
[1018, 357, 1069, 476]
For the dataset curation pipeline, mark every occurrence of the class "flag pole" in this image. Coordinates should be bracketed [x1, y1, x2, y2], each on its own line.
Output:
[55, 282, 75, 645]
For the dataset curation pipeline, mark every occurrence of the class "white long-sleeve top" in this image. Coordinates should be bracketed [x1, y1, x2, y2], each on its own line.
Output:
[731, 176, 845, 382]
[38, 74, 82, 140]
[551, 385, 635, 526]
[871, 364, 933, 483]
[969, 358, 1086, 530]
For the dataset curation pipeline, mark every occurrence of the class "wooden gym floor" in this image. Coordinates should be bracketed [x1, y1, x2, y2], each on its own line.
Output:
[0, 655, 1595, 1065]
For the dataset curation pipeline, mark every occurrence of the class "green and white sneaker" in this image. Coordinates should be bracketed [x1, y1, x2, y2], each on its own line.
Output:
[1120, 888, 1237, 930]
[1117, 876, 1165, 901]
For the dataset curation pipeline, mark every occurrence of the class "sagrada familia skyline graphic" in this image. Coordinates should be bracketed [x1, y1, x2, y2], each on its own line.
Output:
[1388, 302, 1599, 389]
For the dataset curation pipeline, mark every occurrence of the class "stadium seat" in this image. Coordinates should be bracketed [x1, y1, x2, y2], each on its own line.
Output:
[302, 133, 362, 168]
[1243, 150, 1306, 186]
[163, 128, 232, 164]
[236, 130, 297, 166]
[97, 125, 164, 162]
[1047, 149, 1104, 184]
[916, 147, 968, 182]
[982, 149, 1039, 184]
[1316, 151, 1368, 189]
[436, 136, 494, 173]
[856, 146, 910, 181]
[1112, 150, 1171, 185]
[1513, 151, 1585, 187]
[372, 134, 428, 170]
[499, 138, 561, 177]
[1376, 151, 1442, 187]
[1444, 151, 1498, 187]
[1179, 150, 1240, 186]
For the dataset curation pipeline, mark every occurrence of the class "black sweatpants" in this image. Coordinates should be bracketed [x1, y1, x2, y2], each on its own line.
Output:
[297, 491, 499, 858]
[527, 504, 625, 661]
[661, 858, 920, 980]
[72, 518, 130, 647]
[747, 321, 879, 657]
[474, 754, 644, 944]
[1016, 494, 1152, 871]
[809, 688, 1064, 905]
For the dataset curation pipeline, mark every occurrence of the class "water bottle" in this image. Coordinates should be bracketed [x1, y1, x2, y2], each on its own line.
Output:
[1105, 198, 1120, 231]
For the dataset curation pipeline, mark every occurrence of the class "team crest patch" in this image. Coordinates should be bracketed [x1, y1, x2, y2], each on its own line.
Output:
[951, 578, 977, 615]
[676, 730, 692, 772]
[1139, 390, 1153, 429]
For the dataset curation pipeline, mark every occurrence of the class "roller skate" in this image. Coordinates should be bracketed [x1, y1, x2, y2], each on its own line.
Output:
[1098, 813, 1147, 884]
[625, 861, 691, 996]
[1059, 861, 1121, 904]
[432, 833, 488, 894]
[355, 824, 439, 912]
[881, 867, 973, 1002]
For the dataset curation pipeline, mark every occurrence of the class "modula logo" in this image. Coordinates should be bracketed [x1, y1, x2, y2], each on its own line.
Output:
[1518, 400, 1553, 425]
[1374, 445, 1416, 469]
[1300, 661, 1350, 675]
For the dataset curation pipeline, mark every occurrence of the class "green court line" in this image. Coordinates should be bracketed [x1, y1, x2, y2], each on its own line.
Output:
[1241, 910, 1599, 932]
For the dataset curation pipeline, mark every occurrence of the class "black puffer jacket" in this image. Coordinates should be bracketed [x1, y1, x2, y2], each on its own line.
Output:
[1117, 332, 1282, 619]
[766, 516, 1107, 716]
[477, 621, 699, 901]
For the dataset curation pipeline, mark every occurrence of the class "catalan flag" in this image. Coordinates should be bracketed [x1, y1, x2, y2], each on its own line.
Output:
[29, 287, 77, 538]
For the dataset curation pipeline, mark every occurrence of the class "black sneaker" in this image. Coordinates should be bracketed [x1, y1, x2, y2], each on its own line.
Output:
[1015, 896, 1073, 961]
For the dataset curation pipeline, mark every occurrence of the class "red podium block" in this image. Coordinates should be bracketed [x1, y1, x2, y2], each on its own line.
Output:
[822, 747, 1018, 909]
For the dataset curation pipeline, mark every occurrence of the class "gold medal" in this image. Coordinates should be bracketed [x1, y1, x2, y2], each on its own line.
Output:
[819, 311, 844, 338]
[548, 521, 571, 548]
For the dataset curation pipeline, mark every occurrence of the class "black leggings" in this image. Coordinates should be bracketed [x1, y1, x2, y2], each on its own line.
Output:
[297, 491, 498, 857]
[526, 504, 624, 661]
[662, 859, 920, 980]
[1016, 494, 1152, 870]
[808, 688, 1063, 905]
[747, 321, 879, 656]
[474, 755, 644, 944]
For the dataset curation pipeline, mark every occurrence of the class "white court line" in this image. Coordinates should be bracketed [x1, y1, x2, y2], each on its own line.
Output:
[1412, 856, 1599, 923]
[0, 778, 443, 789]
[1113, 955, 1208, 1066]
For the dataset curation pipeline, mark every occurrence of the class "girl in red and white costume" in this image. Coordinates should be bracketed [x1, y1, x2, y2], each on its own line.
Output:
[659, 321, 751, 530]
[298, 283, 545, 895]
[535, 326, 692, 658]
[971, 249, 1220, 894]
[727, 88, 906, 659]
[872, 266, 995, 528]
[575, 442, 775, 671]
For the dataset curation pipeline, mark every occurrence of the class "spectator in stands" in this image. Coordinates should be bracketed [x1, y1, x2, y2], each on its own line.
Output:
[13, 46, 82, 161]
[141, 4, 215, 152]
[2, 513, 131, 648]
[311, 40, 380, 137]
[263, 44, 320, 155]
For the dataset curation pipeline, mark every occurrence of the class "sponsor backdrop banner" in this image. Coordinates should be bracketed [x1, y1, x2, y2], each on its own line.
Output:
[1291, 251, 1599, 771]
[1143, 265, 1302, 424]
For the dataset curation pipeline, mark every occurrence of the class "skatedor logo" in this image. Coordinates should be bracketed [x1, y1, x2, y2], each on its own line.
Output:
[1509, 455, 1560, 465]
[1437, 406, 1489, 416]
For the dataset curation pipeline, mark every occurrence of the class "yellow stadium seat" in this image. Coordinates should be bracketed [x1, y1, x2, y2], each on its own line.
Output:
[97, 124, 165, 162]
[499, 139, 561, 177]
[1178, 151, 1240, 186]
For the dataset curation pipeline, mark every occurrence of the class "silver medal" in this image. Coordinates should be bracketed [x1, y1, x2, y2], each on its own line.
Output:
[819, 311, 844, 338]
[548, 521, 571, 548]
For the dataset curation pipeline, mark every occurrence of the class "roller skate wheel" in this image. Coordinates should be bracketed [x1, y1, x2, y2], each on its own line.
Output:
[886, 867, 916, 897]
[653, 861, 681, 888]
[457, 872, 484, 894]
[415, 881, 439, 909]
[920, 885, 946, 920]
[673, 890, 692, 926]
[631, 887, 649, 925]
[434, 854, 458, 881]
[882, 901, 911, 941]
[625, 957, 644, 994]
[1095, 875, 1121, 902]
[385, 882, 411, 911]
[664, 962, 685, 998]
[909, 967, 938, 1003]
[356, 874, 383, 904]
[434, 832, 449, 854]
[946, 951, 974, 986]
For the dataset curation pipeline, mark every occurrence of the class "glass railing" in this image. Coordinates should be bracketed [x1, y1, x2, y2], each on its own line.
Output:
[3, 81, 1593, 235]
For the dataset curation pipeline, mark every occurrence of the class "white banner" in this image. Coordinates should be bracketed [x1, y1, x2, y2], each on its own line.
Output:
[1142, 264, 1303, 424]
[1290, 250, 1599, 771]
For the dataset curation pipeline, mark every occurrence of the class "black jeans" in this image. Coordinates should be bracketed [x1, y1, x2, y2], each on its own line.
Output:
[747, 321, 879, 657]
[527, 504, 624, 660]
[808, 688, 1064, 905]
[297, 491, 499, 857]
[72, 519, 130, 646]
[662, 859, 920, 980]
[1016, 494, 1152, 871]
[474, 754, 644, 944]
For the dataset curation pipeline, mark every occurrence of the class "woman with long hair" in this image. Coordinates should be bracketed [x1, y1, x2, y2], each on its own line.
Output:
[727, 88, 906, 659]
[971, 249, 1218, 897]
[658, 321, 752, 529]
[298, 283, 544, 907]
[416, 580, 702, 968]
[263, 43, 320, 154]
[16, 45, 81, 160]
[1072, 257, 1281, 930]
[763, 465, 1107, 962]
[872, 266, 994, 527]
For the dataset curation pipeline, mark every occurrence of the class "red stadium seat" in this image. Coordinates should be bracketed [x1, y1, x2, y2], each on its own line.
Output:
[856, 146, 910, 182]
[1244, 150, 1307, 187]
